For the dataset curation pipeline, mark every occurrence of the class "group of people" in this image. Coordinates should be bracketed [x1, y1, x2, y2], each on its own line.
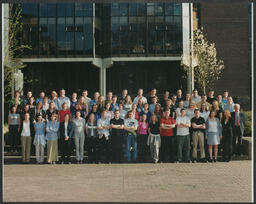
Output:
[7, 88, 245, 164]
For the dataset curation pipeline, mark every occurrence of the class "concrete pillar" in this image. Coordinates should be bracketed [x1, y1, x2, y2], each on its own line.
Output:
[92, 58, 113, 97]
[182, 3, 193, 94]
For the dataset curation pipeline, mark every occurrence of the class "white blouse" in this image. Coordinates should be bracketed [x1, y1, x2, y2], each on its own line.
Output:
[21, 121, 30, 136]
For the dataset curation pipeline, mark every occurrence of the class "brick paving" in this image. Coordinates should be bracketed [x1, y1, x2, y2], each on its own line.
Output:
[4, 160, 252, 202]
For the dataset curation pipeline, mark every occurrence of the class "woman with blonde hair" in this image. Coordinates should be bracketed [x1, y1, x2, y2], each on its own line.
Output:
[221, 109, 234, 162]
[123, 95, 132, 112]
[78, 96, 88, 118]
[49, 90, 58, 106]
[147, 114, 161, 163]
[154, 103, 162, 121]
[211, 100, 222, 120]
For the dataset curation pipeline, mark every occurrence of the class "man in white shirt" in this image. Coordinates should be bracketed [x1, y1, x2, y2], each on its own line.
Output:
[97, 109, 111, 163]
[133, 89, 147, 105]
[124, 111, 138, 162]
[191, 89, 201, 104]
[176, 108, 191, 163]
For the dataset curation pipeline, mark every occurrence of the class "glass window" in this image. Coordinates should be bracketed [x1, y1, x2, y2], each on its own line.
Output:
[155, 3, 163, 16]
[66, 3, 74, 16]
[21, 3, 38, 17]
[84, 3, 93, 17]
[165, 3, 173, 16]
[57, 4, 66, 16]
[39, 4, 47, 16]
[147, 3, 154, 16]
[119, 3, 128, 16]
[137, 3, 146, 16]
[174, 3, 181, 15]
[111, 3, 119, 16]
[129, 4, 137, 16]
[48, 17, 57, 55]
[75, 3, 84, 16]
[47, 4, 56, 17]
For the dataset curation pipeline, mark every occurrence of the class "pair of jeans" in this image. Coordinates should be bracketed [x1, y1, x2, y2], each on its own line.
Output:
[177, 134, 190, 162]
[60, 139, 72, 163]
[74, 134, 85, 161]
[98, 136, 111, 163]
[126, 133, 137, 162]
[9, 125, 19, 151]
[87, 137, 99, 163]
[35, 144, 44, 163]
[160, 136, 175, 162]
[233, 126, 242, 155]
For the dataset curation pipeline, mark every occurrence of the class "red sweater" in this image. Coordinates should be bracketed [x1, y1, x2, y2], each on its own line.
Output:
[160, 117, 175, 136]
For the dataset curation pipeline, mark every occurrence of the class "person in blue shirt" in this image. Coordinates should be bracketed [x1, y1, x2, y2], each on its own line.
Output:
[140, 103, 152, 122]
[45, 113, 60, 164]
[34, 115, 46, 164]
[36, 91, 45, 105]
[111, 95, 119, 112]
[56, 89, 71, 111]
[59, 114, 74, 164]
[89, 92, 100, 111]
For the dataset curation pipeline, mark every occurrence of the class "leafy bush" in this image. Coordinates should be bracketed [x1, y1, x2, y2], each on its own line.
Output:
[243, 111, 252, 136]
[233, 96, 251, 111]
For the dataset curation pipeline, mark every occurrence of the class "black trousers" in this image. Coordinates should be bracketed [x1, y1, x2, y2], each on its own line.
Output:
[87, 137, 99, 163]
[9, 125, 19, 151]
[60, 139, 72, 163]
[222, 131, 233, 160]
[137, 134, 148, 163]
[160, 136, 175, 162]
[233, 126, 243, 155]
[98, 136, 111, 163]
[111, 134, 123, 163]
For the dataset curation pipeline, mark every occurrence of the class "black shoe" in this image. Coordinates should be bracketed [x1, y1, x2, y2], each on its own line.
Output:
[192, 159, 197, 163]
[209, 159, 213, 163]
[213, 159, 217, 163]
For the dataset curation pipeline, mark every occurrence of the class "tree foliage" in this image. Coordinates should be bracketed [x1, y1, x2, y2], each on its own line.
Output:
[4, 3, 31, 100]
[181, 28, 224, 94]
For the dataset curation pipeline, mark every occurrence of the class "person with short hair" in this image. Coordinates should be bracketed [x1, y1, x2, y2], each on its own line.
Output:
[160, 108, 176, 162]
[175, 100, 184, 118]
[90, 92, 100, 111]
[176, 108, 191, 163]
[58, 103, 71, 123]
[147, 88, 157, 105]
[34, 115, 46, 164]
[118, 103, 127, 120]
[9, 90, 24, 110]
[133, 88, 147, 104]
[59, 113, 74, 164]
[97, 95, 105, 114]
[23, 91, 33, 105]
[36, 91, 45, 105]
[49, 90, 58, 106]
[20, 112, 33, 163]
[224, 96, 235, 113]
[110, 110, 124, 163]
[159, 90, 170, 107]
[147, 114, 161, 163]
[206, 90, 217, 105]
[111, 95, 119, 112]
[8, 106, 21, 152]
[205, 110, 222, 162]
[70, 92, 78, 115]
[86, 104, 100, 122]
[196, 94, 211, 110]
[149, 96, 158, 114]
[97, 109, 111, 163]
[176, 89, 184, 104]
[183, 93, 192, 109]
[192, 89, 201, 104]
[118, 89, 128, 105]
[221, 109, 234, 162]
[191, 109, 206, 163]
[186, 101, 196, 120]
[46, 113, 60, 164]
[56, 89, 71, 111]
[105, 102, 114, 121]
[231, 104, 245, 156]
[81, 90, 91, 106]
[72, 111, 86, 164]
[42, 96, 49, 112]
[131, 103, 140, 121]
[222, 90, 229, 105]
[136, 98, 144, 113]
[124, 110, 139, 163]
[140, 103, 152, 122]
[217, 95, 225, 112]
[106, 91, 113, 104]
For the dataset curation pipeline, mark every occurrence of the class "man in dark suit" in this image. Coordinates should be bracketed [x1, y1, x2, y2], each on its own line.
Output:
[231, 104, 245, 156]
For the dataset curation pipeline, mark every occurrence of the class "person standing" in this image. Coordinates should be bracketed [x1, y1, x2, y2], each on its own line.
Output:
[59, 114, 74, 164]
[97, 109, 111, 163]
[86, 113, 98, 163]
[224, 96, 235, 113]
[45, 113, 60, 164]
[72, 111, 86, 164]
[58, 103, 71, 123]
[147, 88, 157, 104]
[137, 114, 149, 163]
[118, 103, 127, 120]
[149, 96, 158, 114]
[118, 89, 128, 105]
[231, 104, 245, 156]
[221, 110, 234, 162]
[124, 110, 138, 163]
[147, 114, 161, 163]
[196, 94, 211, 110]
[56, 89, 71, 111]
[20, 113, 33, 163]
[206, 90, 217, 105]
[110, 110, 124, 163]
[8, 106, 21, 152]
[133, 88, 147, 104]
[123, 95, 133, 112]
[33, 115, 46, 164]
[191, 109, 206, 163]
[160, 108, 176, 163]
[140, 103, 152, 122]
[175, 108, 191, 163]
[81, 90, 91, 106]
[205, 110, 222, 162]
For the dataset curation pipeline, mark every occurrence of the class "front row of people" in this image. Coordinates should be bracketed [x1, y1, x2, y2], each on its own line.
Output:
[18, 106, 241, 164]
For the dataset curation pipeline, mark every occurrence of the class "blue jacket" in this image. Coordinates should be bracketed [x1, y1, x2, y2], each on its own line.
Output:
[59, 122, 74, 140]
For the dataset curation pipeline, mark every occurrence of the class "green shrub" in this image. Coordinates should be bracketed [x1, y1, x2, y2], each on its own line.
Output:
[243, 110, 252, 136]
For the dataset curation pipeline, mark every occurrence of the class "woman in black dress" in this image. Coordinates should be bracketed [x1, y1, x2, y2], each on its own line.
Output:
[221, 109, 234, 162]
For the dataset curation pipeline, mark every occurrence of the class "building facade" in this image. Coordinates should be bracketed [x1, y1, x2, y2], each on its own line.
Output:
[7, 2, 252, 99]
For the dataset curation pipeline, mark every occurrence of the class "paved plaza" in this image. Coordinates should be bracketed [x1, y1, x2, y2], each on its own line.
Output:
[4, 160, 252, 202]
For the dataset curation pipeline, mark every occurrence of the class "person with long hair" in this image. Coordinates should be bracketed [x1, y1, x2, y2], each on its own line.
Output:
[45, 113, 60, 164]
[105, 102, 114, 121]
[59, 113, 74, 164]
[205, 110, 222, 162]
[136, 98, 144, 113]
[49, 90, 58, 106]
[183, 93, 192, 109]
[58, 102, 71, 123]
[78, 96, 88, 119]
[8, 106, 21, 152]
[123, 95, 132, 112]
[147, 114, 161, 163]
[211, 100, 222, 120]
[86, 113, 98, 163]
[154, 103, 162, 121]
[97, 95, 105, 114]
[131, 103, 140, 121]
[86, 104, 100, 122]
[72, 111, 86, 164]
[137, 114, 149, 163]
[34, 115, 46, 164]
[46, 101, 58, 122]
[20, 112, 33, 163]
[221, 110, 234, 162]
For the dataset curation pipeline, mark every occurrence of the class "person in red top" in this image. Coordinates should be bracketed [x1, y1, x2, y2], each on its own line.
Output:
[160, 108, 176, 163]
[58, 103, 71, 123]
